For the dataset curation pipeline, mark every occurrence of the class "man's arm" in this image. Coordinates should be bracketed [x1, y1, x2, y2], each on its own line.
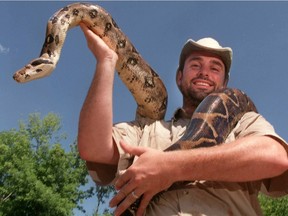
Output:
[77, 24, 119, 174]
[111, 135, 288, 216]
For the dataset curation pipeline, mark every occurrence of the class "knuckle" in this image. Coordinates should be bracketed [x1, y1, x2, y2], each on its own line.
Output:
[128, 193, 137, 202]
[119, 190, 127, 198]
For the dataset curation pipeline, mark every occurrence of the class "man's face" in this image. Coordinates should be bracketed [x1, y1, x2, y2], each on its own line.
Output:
[177, 51, 227, 105]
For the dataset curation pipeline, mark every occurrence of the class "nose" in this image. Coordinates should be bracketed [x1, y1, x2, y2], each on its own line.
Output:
[198, 65, 209, 77]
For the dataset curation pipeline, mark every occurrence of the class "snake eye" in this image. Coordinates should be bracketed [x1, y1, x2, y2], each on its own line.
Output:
[31, 59, 53, 66]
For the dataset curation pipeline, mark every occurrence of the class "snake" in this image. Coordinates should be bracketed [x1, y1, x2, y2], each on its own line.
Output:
[12, 2, 258, 216]
[165, 88, 258, 151]
[12, 2, 167, 120]
[122, 88, 257, 216]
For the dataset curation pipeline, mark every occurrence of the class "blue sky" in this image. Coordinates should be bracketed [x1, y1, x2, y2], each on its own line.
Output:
[1, 1, 288, 215]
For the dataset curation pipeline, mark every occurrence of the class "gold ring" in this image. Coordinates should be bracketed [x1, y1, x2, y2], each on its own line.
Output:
[131, 191, 139, 199]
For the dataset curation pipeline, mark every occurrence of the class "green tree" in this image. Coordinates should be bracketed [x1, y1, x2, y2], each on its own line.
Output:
[92, 185, 115, 216]
[259, 193, 288, 216]
[8, 113, 287, 216]
[0, 113, 94, 216]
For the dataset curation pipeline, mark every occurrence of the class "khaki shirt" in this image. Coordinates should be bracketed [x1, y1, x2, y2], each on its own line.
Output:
[89, 110, 288, 216]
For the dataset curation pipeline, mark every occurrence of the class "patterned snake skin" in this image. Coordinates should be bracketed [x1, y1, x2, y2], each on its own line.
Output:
[13, 2, 167, 120]
[122, 88, 257, 216]
[123, 88, 257, 215]
[11, 3, 258, 215]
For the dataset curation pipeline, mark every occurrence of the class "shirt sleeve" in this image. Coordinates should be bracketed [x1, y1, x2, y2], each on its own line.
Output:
[227, 112, 288, 197]
[88, 119, 146, 185]
[112, 120, 143, 179]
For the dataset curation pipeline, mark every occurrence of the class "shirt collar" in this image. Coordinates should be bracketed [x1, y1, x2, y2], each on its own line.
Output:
[172, 108, 191, 121]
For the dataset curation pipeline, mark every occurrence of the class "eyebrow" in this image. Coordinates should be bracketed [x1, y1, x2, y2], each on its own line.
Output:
[210, 59, 224, 69]
[187, 56, 224, 68]
[186, 56, 202, 62]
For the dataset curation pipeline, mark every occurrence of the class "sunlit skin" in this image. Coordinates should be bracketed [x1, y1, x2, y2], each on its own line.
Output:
[176, 51, 228, 117]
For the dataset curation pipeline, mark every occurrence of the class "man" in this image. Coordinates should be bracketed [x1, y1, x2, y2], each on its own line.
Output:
[78, 23, 288, 216]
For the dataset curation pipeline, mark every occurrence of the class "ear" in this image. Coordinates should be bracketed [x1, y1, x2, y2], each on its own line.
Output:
[176, 69, 183, 88]
[223, 77, 229, 87]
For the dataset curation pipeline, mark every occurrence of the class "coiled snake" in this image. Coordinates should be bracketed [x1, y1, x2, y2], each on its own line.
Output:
[126, 88, 257, 216]
[12, 2, 258, 216]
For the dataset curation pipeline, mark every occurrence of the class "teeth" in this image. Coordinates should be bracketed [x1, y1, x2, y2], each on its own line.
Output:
[195, 82, 210, 86]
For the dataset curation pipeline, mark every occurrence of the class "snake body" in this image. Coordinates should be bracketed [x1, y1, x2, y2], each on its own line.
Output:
[13, 2, 167, 120]
[123, 88, 257, 216]
[166, 88, 258, 151]
[12, 3, 258, 215]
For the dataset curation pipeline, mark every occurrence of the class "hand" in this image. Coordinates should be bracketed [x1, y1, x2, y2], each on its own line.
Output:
[109, 141, 174, 216]
[79, 23, 118, 63]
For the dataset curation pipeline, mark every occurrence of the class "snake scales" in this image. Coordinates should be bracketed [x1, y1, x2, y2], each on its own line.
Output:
[13, 2, 167, 120]
[12, 3, 258, 215]
[124, 88, 257, 216]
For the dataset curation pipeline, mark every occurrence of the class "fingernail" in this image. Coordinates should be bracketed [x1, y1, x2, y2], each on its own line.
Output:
[109, 201, 113, 208]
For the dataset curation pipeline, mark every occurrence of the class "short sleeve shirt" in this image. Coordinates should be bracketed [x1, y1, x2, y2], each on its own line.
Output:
[89, 110, 288, 216]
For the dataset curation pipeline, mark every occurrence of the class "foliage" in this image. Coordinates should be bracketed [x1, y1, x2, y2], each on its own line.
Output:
[11, 112, 288, 216]
[93, 185, 116, 215]
[259, 193, 288, 216]
[0, 113, 94, 216]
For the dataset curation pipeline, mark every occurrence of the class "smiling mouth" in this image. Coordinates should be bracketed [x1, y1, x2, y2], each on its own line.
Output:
[192, 79, 214, 88]
[194, 81, 211, 87]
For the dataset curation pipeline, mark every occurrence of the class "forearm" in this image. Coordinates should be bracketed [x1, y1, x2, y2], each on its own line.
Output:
[78, 59, 118, 164]
[168, 136, 288, 182]
[77, 23, 120, 165]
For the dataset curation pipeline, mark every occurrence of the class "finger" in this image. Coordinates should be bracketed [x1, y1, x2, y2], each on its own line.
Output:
[79, 23, 95, 44]
[79, 22, 91, 36]
[114, 192, 141, 216]
[136, 193, 153, 216]
[79, 22, 86, 30]
[109, 190, 127, 208]
[120, 140, 147, 156]
[114, 171, 131, 190]
[110, 182, 134, 207]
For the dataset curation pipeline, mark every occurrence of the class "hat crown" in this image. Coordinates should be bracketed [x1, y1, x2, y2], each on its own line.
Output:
[195, 37, 222, 49]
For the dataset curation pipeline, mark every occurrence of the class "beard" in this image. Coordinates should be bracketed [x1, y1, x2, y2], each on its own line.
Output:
[180, 77, 217, 107]
[185, 88, 211, 106]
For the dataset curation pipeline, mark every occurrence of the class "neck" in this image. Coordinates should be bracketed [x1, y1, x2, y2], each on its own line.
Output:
[181, 97, 202, 118]
[181, 105, 197, 118]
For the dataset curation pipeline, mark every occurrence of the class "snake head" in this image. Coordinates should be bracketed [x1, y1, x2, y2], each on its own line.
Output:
[13, 58, 55, 83]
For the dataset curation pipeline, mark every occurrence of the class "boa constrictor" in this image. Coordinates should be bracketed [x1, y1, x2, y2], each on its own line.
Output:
[123, 88, 257, 216]
[12, 2, 258, 216]
[13, 2, 167, 120]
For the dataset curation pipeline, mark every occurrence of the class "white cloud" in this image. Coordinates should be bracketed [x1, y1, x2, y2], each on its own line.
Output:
[0, 43, 10, 54]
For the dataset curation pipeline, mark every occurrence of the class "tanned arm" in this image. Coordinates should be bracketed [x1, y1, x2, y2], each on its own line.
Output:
[77, 24, 119, 183]
[111, 136, 288, 216]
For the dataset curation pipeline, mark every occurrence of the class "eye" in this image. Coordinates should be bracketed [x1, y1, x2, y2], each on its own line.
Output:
[210, 60, 225, 73]
[210, 64, 223, 73]
[190, 62, 201, 69]
[211, 67, 220, 72]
